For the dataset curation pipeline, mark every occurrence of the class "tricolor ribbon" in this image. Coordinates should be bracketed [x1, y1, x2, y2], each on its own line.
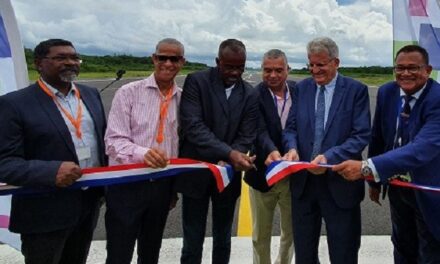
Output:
[265, 161, 332, 187]
[266, 161, 440, 193]
[0, 158, 233, 196]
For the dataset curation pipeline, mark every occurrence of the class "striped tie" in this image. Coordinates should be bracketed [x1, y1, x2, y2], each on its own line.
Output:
[311, 85, 325, 159]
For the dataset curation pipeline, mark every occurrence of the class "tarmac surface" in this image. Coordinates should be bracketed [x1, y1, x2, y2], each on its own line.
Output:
[0, 236, 394, 263]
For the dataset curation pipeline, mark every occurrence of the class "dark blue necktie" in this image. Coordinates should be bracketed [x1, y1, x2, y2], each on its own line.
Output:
[311, 85, 325, 159]
[394, 95, 413, 148]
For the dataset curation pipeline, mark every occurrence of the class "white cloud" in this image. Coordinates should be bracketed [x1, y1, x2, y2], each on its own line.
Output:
[11, 0, 393, 67]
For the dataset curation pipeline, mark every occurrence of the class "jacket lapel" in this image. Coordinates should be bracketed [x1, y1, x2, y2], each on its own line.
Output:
[211, 69, 229, 116]
[260, 85, 282, 132]
[307, 80, 317, 135]
[78, 85, 102, 141]
[33, 83, 77, 158]
[228, 81, 246, 119]
[325, 75, 347, 134]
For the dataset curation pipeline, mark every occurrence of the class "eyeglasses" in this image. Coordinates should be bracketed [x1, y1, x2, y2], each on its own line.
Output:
[307, 58, 334, 69]
[154, 55, 183, 63]
[393, 65, 426, 74]
[43, 55, 82, 63]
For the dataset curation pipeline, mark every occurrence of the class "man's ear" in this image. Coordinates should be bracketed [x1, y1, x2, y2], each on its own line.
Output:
[215, 57, 220, 66]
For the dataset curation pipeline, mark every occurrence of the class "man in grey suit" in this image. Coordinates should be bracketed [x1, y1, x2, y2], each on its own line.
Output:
[0, 39, 107, 264]
[176, 39, 259, 264]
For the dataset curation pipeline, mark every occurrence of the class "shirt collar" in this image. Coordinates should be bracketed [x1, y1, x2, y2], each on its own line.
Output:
[267, 81, 290, 99]
[41, 78, 76, 98]
[147, 73, 178, 96]
[399, 82, 427, 100]
[316, 72, 338, 91]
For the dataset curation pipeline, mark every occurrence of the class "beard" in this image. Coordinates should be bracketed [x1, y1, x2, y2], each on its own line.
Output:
[59, 70, 78, 82]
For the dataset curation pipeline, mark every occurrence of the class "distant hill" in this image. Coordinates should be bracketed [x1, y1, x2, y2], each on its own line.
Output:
[24, 48, 208, 72]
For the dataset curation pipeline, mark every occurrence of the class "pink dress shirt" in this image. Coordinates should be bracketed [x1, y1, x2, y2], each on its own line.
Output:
[105, 74, 181, 165]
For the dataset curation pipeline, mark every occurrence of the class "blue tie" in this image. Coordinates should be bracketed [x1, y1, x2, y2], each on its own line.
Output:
[311, 85, 325, 159]
[394, 95, 413, 148]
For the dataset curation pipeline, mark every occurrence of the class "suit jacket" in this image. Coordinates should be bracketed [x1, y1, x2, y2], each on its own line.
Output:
[244, 80, 296, 192]
[0, 82, 107, 234]
[175, 67, 259, 199]
[283, 74, 370, 209]
[369, 79, 440, 240]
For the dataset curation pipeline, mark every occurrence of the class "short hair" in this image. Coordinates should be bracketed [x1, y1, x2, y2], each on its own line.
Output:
[262, 49, 288, 67]
[34, 39, 74, 60]
[218, 39, 246, 58]
[395, 44, 429, 65]
[307, 37, 339, 59]
[155, 38, 185, 55]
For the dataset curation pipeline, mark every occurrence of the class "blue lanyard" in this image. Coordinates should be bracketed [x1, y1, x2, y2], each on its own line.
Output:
[273, 88, 288, 118]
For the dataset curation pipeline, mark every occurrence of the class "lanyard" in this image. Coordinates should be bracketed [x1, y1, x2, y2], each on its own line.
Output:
[38, 78, 83, 139]
[156, 88, 174, 144]
[273, 87, 288, 119]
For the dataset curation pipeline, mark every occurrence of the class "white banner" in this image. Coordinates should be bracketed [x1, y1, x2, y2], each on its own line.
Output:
[393, 0, 440, 81]
[0, 0, 29, 250]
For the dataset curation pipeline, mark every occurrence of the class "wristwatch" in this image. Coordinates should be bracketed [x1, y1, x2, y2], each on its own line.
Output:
[361, 160, 372, 177]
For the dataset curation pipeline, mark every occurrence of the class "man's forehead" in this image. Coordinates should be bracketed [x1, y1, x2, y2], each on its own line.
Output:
[156, 43, 183, 54]
[48, 45, 76, 54]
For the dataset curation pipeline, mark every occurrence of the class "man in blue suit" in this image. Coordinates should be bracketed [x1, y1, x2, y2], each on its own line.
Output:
[334, 45, 440, 263]
[282, 37, 371, 264]
[244, 49, 295, 264]
[0, 39, 107, 264]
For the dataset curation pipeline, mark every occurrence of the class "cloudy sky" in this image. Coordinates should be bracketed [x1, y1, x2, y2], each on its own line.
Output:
[10, 0, 392, 68]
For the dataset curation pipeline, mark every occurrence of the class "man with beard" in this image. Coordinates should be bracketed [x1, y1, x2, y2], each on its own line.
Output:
[0, 39, 107, 264]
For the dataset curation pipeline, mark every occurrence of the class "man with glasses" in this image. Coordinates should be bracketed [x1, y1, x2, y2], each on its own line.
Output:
[0, 39, 107, 264]
[176, 38, 259, 264]
[104, 38, 185, 264]
[282, 37, 370, 263]
[334, 45, 440, 263]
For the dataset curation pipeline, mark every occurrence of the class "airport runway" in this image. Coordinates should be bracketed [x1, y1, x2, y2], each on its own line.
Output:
[77, 71, 391, 240]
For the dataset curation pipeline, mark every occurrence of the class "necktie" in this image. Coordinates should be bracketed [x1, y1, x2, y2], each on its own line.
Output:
[156, 88, 174, 144]
[311, 85, 325, 159]
[394, 95, 413, 148]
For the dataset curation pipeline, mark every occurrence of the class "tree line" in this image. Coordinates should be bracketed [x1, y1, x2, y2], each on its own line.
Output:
[24, 48, 208, 72]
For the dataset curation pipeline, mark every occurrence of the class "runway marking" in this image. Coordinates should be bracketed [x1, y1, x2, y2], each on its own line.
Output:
[237, 175, 252, 236]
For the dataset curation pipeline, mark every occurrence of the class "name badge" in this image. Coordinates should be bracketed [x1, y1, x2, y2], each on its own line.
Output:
[76, 146, 91, 161]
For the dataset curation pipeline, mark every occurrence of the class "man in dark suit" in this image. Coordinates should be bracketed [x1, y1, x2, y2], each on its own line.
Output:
[282, 37, 371, 264]
[334, 45, 440, 263]
[176, 39, 259, 264]
[0, 39, 106, 264]
[244, 49, 295, 264]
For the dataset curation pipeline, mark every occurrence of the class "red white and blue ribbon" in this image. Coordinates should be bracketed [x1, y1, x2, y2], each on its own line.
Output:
[0, 158, 233, 196]
[265, 160, 332, 186]
[266, 161, 440, 193]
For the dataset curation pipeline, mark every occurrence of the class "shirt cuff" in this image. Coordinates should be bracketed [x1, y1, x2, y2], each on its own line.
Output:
[133, 146, 151, 163]
[367, 158, 381, 183]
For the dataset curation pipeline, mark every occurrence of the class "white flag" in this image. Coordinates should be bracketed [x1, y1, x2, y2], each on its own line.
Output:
[0, 0, 29, 250]
[393, 0, 440, 81]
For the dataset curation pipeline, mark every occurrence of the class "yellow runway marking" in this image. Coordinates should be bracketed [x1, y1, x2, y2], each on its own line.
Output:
[237, 175, 252, 236]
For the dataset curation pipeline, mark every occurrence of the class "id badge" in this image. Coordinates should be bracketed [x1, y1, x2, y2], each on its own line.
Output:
[76, 146, 91, 161]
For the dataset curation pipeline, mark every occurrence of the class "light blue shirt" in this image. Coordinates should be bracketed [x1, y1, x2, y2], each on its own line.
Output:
[44, 80, 100, 169]
[315, 73, 338, 127]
